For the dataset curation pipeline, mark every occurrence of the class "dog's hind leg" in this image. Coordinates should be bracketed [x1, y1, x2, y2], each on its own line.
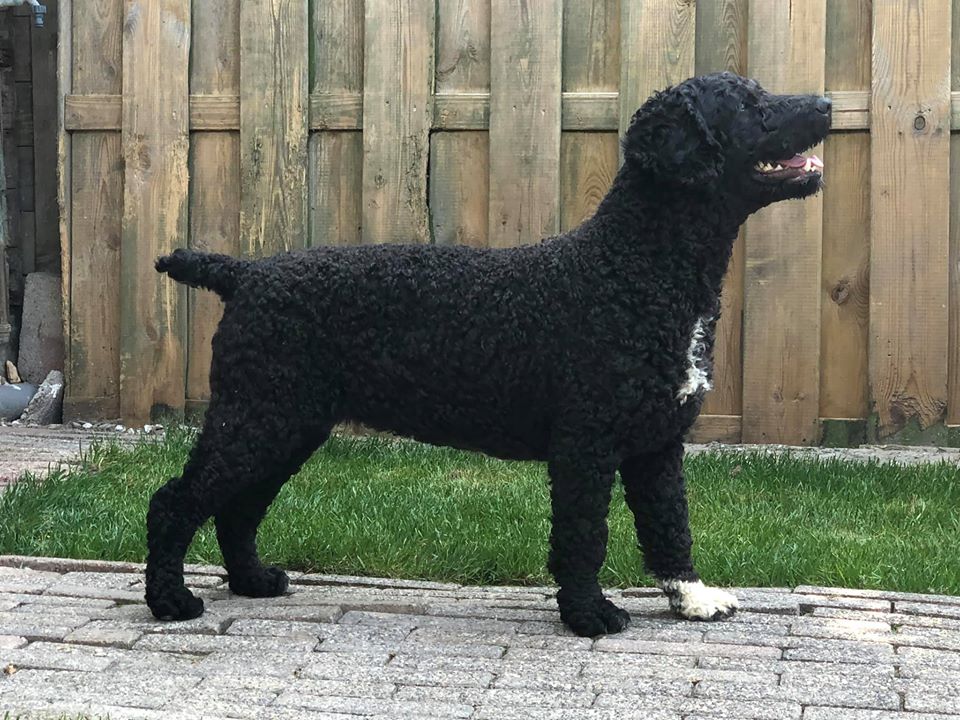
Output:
[547, 447, 631, 637]
[215, 425, 330, 598]
[145, 408, 325, 621]
[621, 438, 737, 621]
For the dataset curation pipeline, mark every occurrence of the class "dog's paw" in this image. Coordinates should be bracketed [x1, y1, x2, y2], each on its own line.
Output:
[659, 579, 737, 621]
[558, 592, 632, 637]
[146, 585, 205, 621]
[229, 565, 289, 598]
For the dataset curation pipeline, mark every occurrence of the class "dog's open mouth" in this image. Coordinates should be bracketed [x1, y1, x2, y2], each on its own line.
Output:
[753, 154, 823, 183]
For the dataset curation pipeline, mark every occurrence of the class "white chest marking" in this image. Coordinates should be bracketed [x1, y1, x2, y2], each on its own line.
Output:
[676, 316, 712, 404]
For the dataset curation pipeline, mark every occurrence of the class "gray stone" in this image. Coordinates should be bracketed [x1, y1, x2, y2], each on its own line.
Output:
[273, 693, 474, 717]
[19, 371, 63, 425]
[43, 582, 145, 603]
[294, 573, 460, 592]
[0, 383, 37, 421]
[804, 710, 959, 720]
[0, 668, 200, 710]
[594, 637, 781, 659]
[1, 640, 123, 672]
[596, 695, 802, 720]
[0, 635, 27, 649]
[0, 555, 145, 575]
[783, 637, 895, 664]
[897, 600, 960, 619]
[227, 618, 333, 638]
[788, 616, 893, 642]
[18, 273, 64, 385]
[475, 709, 679, 720]
[203, 601, 342, 623]
[394, 685, 596, 708]
[0, 611, 87, 641]
[63, 624, 143, 649]
[133, 632, 318, 654]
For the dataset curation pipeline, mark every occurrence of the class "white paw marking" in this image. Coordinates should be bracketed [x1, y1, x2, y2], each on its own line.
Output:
[658, 579, 738, 620]
[677, 316, 713, 404]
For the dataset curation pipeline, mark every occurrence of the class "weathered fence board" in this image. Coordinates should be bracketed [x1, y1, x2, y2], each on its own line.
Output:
[309, 0, 363, 248]
[119, 0, 190, 425]
[560, 0, 619, 233]
[951, 0, 960, 425]
[743, 0, 827, 445]
[56, 0, 960, 445]
[63, 0, 123, 420]
[186, 0, 240, 410]
[362, 0, 434, 244]
[820, 0, 872, 427]
[695, 0, 747, 423]
[431, 0, 490, 247]
[488, 0, 562, 247]
[870, 0, 952, 441]
[240, 0, 308, 255]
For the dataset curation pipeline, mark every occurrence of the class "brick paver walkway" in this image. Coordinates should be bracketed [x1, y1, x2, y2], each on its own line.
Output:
[1, 557, 959, 719]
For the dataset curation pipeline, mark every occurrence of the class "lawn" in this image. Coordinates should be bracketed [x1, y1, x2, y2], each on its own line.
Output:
[1, 429, 959, 593]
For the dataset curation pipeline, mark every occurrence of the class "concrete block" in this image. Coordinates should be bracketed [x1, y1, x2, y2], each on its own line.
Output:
[18, 272, 64, 384]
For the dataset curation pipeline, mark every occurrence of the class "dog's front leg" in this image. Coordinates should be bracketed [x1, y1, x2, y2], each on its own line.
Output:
[621, 439, 737, 621]
[547, 451, 630, 637]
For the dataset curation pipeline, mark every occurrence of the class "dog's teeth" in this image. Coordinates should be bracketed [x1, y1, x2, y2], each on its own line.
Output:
[774, 164, 783, 171]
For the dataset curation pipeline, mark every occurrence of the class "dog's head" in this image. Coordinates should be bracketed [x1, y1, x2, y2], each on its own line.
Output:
[622, 72, 831, 208]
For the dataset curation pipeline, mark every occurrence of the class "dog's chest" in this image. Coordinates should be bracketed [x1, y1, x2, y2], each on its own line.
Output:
[676, 316, 713, 405]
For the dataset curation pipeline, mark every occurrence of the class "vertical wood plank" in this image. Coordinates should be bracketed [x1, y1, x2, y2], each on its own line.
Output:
[31, 0, 59, 273]
[619, 0, 696, 147]
[870, 0, 952, 439]
[310, 0, 363, 247]
[362, 0, 434, 245]
[743, 0, 827, 445]
[560, 0, 619, 232]
[187, 0, 240, 407]
[65, 0, 123, 419]
[240, 0, 308, 255]
[120, 0, 190, 424]
[488, 0, 562, 247]
[695, 0, 748, 419]
[820, 0, 871, 421]
[431, 0, 490, 247]
[950, 0, 960, 424]
[13, 12, 34, 275]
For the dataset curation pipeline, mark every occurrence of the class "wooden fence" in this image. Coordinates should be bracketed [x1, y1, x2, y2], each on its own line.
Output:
[57, 0, 960, 446]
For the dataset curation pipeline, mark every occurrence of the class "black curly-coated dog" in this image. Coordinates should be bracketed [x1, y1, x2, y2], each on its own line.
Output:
[147, 72, 830, 636]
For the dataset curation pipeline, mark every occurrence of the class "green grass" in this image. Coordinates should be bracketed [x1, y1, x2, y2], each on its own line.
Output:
[1, 429, 959, 593]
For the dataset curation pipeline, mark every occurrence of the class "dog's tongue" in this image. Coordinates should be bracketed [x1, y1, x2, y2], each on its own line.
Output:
[779, 154, 808, 168]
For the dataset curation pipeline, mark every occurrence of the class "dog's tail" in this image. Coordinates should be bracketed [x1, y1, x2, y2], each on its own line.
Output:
[155, 248, 251, 301]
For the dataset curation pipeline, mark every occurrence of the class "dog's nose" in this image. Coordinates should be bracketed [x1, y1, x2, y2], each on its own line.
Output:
[815, 96, 832, 115]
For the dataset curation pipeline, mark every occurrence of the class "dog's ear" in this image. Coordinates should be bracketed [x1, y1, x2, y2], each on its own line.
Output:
[622, 84, 724, 185]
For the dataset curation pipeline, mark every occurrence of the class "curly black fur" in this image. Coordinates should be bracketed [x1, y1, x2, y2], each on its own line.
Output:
[146, 72, 831, 636]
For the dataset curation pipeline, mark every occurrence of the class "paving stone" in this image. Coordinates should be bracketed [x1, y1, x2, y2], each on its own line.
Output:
[0, 668, 201, 709]
[196, 649, 308, 679]
[0, 634, 27, 649]
[597, 695, 801, 720]
[398, 641, 507, 659]
[892, 626, 960, 651]
[788, 617, 894, 642]
[0, 555, 145, 575]
[793, 593, 893, 613]
[162, 683, 277, 719]
[425, 603, 558, 623]
[394, 684, 597, 708]
[274, 693, 474, 717]
[594, 637, 781, 659]
[204, 601, 343, 623]
[13, 594, 116, 610]
[905, 693, 960, 714]
[1, 640, 124, 672]
[134, 632, 318, 654]
[895, 646, 960, 673]
[339, 609, 520, 634]
[226, 617, 331, 638]
[474, 708, 680, 720]
[511, 632, 593, 650]
[313, 623, 412, 651]
[59, 571, 140, 589]
[703, 625, 789, 647]
[0, 611, 88, 641]
[0, 567, 60, 590]
[796, 586, 960, 607]
[783, 637, 894, 664]
[294, 573, 460, 592]
[780, 669, 900, 709]
[43, 582, 145, 603]
[108, 648, 206, 675]
[896, 601, 960, 620]
[803, 709, 959, 720]
[183, 573, 226, 589]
